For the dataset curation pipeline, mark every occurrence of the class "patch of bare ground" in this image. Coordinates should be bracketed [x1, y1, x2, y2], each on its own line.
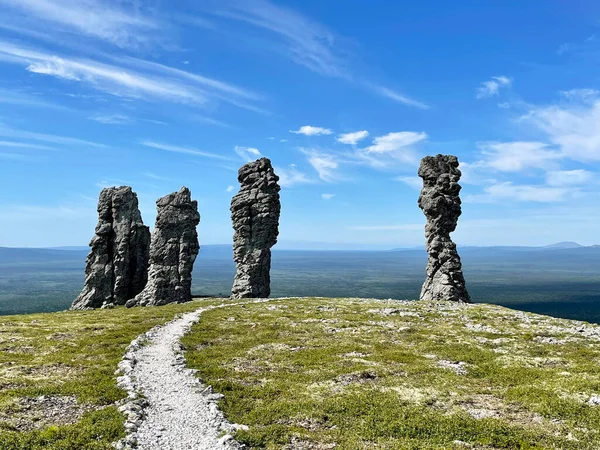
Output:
[0, 395, 96, 431]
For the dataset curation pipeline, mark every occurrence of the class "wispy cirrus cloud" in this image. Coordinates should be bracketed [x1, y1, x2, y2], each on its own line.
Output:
[0, 40, 264, 112]
[0, 87, 69, 110]
[350, 131, 427, 169]
[0, 124, 107, 148]
[368, 84, 430, 109]
[365, 132, 427, 154]
[321, 193, 335, 200]
[0, 140, 58, 151]
[396, 176, 422, 190]
[234, 145, 262, 162]
[276, 164, 313, 187]
[337, 130, 368, 145]
[465, 182, 571, 203]
[0, 0, 160, 49]
[520, 89, 600, 162]
[141, 141, 230, 160]
[546, 169, 594, 186]
[476, 76, 511, 99]
[89, 113, 133, 125]
[210, 0, 346, 78]
[205, 0, 427, 108]
[477, 141, 562, 172]
[301, 149, 340, 182]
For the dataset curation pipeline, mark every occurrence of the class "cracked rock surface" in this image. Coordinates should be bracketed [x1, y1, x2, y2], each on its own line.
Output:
[418, 155, 470, 303]
[127, 187, 200, 307]
[71, 186, 149, 310]
[230, 158, 281, 299]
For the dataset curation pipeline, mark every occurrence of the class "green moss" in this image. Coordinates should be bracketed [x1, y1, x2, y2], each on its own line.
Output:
[0, 299, 219, 449]
[183, 298, 600, 449]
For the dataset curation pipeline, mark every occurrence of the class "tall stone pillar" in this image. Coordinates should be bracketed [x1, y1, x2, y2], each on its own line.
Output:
[418, 155, 470, 303]
[71, 186, 150, 310]
[231, 158, 281, 299]
[126, 187, 200, 307]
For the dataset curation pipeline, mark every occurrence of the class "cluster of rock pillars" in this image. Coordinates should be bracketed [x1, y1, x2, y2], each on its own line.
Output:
[71, 154, 470, 310]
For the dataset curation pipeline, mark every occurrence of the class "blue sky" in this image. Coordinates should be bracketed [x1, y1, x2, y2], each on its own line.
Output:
[1, 0, 600, 249]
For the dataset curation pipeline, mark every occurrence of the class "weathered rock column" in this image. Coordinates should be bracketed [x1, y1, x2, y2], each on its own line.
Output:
[231, 158, 281, 298]
[126, 187, 200, 307]
[418, 155, 470, 303]
[71, 186, 150, 310]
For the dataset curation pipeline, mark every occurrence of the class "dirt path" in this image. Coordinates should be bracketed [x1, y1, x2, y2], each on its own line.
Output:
[114, 300, 272, 450]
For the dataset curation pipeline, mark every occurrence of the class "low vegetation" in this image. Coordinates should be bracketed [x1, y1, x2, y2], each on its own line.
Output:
[2, 297, 599, 449]
[183, 298, 600, 449]
[0, 300, 210, 450]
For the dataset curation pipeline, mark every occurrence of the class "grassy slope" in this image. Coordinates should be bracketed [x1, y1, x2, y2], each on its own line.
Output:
[2, 297, 599, 449]
[183, 298, 600, 450]
[0, 300, 213, 450]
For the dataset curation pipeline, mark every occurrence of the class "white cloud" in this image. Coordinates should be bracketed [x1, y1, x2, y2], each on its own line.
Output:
[143, 172, 170, 181]
[396, 176, 422, 190]
[560, 89, 599, 104]
[235, 145, 262, 162]
[337, 130, 369, 145]
[290, 125, 333, 136]
[366, 132, 427, 154]
[321, 193, 335, 200]
[0, 140, 57, 151]
[0, 124, 107, 148]
[368, 84, 430, 109]
[275, 164, 313, 187]
[476, 76, 512, 99]
[267, 137, 275, 140]
[280, 139, 288, 143]
[478, 141, 562, 172]
[89, 114, 132, 125]
[191, 115, 232, 128]
[521, 93, 600, 161]
[466, 182, 569, 203]
[0, 0, 160, 49]
[0, 41, 262, 111]
[212, 0, 346, 77]
[305, 151, 339, 181]
[546, 169, 594, 186]
[0, 88, 68, 110]
[141, 141, 230, 160]
[226, 185, 235, 192]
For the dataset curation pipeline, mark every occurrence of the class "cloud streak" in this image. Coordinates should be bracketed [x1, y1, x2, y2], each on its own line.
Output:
[0, 40, 263, 112]
[0, 0, 160, 49]
[141, 141, 230, 160]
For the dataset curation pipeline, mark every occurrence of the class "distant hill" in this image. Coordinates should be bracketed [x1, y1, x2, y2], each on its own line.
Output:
[542, 241, 583, 249]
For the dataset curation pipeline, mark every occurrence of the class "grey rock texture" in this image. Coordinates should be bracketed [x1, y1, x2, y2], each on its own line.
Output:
[418, 155, 471, 303]
[231, 158, 281, 299]
[71, 186, 150, 310]
[126, 187, 200, 307]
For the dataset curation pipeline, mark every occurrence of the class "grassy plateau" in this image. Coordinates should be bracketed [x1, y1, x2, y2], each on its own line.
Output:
[1, 297, 600, 449]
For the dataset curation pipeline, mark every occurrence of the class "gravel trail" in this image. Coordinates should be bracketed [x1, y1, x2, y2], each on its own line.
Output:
[115, 300, 272, 450]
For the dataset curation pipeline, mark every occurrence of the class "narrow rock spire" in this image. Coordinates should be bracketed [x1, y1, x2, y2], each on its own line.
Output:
[71, 186, 150, 310]
[126, 187, 200, 307]
[231, 158, 281, 298]
[418, 154, 471, 303]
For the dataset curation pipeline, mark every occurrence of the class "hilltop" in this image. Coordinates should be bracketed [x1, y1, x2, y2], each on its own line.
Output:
[1, 297, 600, 449]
